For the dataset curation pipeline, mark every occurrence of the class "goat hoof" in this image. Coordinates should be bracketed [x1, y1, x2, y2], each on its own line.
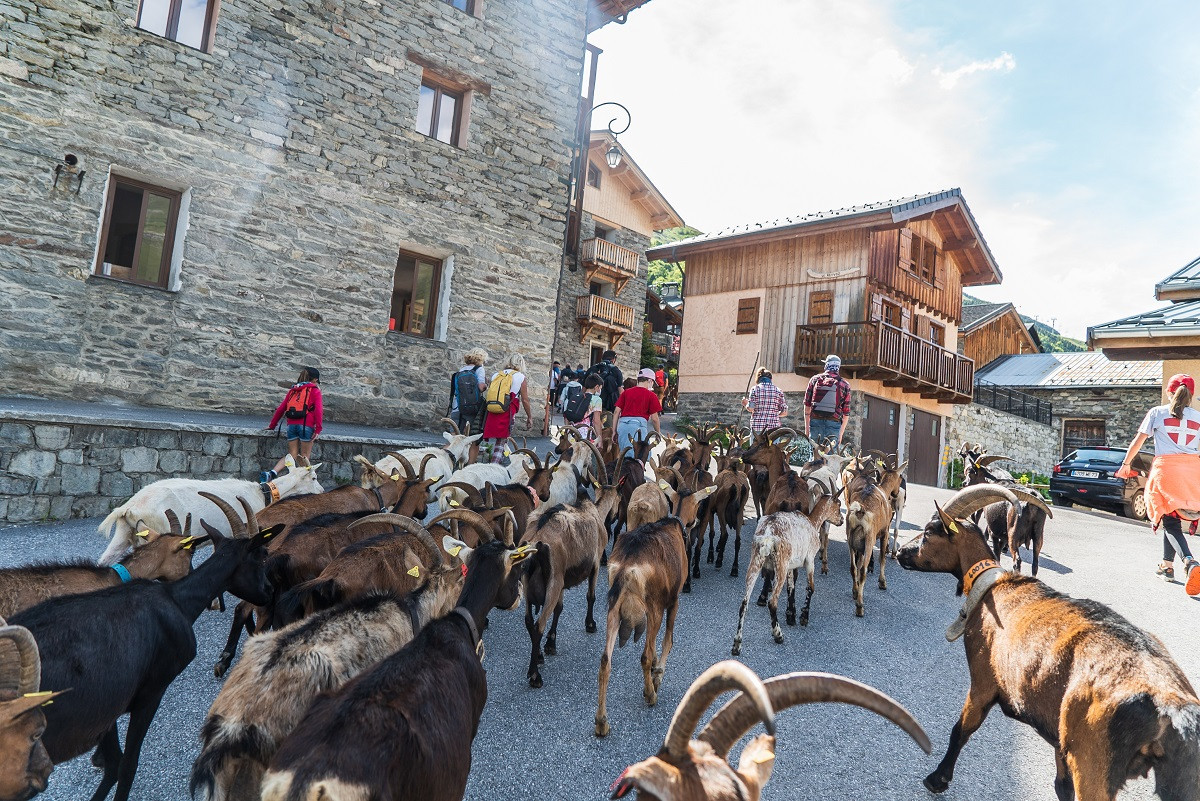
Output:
[683, 584, 692, 594]
[772, 631, 784, 644]
[786, 613, 796, 626]
[855, 607, 864, 617]
[692, 567, 701, 578]
[799, 614, 809, 627]
[585, 620, 597, 633]
[595, 719, 610, 738]
[730, 566, 738, 577]
[820, 565, 828, 575]
[731, 643, 741, 656]
[714, 558, 723, 569]
[213, 660, 229, 678]
[923, 774, 950, 794]
[706, 553, 714, 564]
[90, 749, 104, 769]
[544, 642, 556, 656]
[529, 674, 543, 689]
[879, 581, 887, 591]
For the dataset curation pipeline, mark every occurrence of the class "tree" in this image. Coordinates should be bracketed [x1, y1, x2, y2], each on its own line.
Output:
[641, 323, 658, 368]
[647, 226, 702, 293]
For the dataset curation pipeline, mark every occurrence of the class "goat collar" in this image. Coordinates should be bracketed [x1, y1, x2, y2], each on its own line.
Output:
[370, 486, 386, 512]
[451, 606, 484, 661]
[260, 481, 280, 505]
[111, 564, 132, 583]
[946, 559, 1003, 642]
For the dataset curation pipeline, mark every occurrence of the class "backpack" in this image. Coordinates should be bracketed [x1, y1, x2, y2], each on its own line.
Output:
[284, 384, 314, 421]
[453, 368, 482, 418]
[589, 362, 622, 412]
[562, 385, 589, 423]
[809, 373, 845, 418]
[485, 370, 515, 415]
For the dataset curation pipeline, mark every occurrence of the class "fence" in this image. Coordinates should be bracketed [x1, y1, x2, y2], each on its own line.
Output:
[972, 380, 1053, 425]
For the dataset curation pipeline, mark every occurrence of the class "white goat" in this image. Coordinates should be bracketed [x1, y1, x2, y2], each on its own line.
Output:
[97, 463, 324, 566]
[361, 432, 482, 493]
[436, 456, 533, 512]
[731, 490, 844, 656]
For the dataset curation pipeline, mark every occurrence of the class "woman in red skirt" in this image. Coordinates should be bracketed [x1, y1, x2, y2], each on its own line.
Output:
[481, 353, 532, 462]
[1116, 373, 1200, 595]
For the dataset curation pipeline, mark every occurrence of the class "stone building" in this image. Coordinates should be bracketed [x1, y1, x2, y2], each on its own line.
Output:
[552, 131, 684, 374]
[0, 0, 648, 427]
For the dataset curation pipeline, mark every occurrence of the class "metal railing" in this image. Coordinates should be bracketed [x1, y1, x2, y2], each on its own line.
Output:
[972, 380, 1053, 425]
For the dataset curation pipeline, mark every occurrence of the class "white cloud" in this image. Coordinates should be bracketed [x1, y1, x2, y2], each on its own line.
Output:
[933, 52, 1016, 89]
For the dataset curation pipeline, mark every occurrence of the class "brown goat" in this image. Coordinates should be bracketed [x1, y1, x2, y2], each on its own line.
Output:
[613, 660, 930, 801]
[595, 516, 688, 737]
[0, 619, 62, 801]
[898, 483, 1199, 801]
[0, 510, 200, 619]
[699, 460, 753, 577]
[844, 461, 893, 617]
[438, 480, 537, 542]
[625, 480, 671, 533]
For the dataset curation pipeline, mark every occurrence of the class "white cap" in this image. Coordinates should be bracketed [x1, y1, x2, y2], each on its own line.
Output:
[825, 354, 841, 369]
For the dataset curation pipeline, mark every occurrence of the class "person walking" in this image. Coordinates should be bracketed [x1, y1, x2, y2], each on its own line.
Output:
[481, 353, 532, 462]
[804, 354, 851, 447]
[742, 368, 788, 435]
[611, 368, 663, 453]
[548, 361, 563, 407]
[586, 349, 624, 413]
[263, 367, 323, 482]
[1115, 373, 1200, 595]
[447, 347, 488, 434]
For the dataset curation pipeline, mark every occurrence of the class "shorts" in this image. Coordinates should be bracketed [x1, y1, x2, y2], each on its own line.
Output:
[286, 424, 315, 442]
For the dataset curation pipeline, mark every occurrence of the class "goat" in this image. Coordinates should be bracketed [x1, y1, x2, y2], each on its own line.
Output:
[844, 462, 893, 617]
[873, 454, 908, 558]
[259, 538, 537, 801]
[12, 496, 279, 801]
[959, 441, 1016, 484]
[0, 619, 61, 801]
[595, 515, 688, 737]
[896, 483, 1198, 801]
[984, 492, 1052, 575]
[358, 420, 481, 491]
[434, 454, 535, 512]
[0, 511, 200, 619]
[97, 464, 323, 566]
[625, 480, 671, 533]
[732, 485, 844, 655]
[438, 481, 536, 543]
[612, 660, 930, 801]
[190, 535, 466, 801]
[699, 459, 752, 577]
[272, 513, 454, 626]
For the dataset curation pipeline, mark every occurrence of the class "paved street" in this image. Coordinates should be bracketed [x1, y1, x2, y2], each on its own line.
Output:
[1, 484, 1195, 800]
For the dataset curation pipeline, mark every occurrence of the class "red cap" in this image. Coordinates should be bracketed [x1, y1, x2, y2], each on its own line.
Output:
[1167, 374, 1195, 395]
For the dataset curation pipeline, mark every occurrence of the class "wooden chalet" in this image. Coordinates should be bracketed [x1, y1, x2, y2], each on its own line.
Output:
[959, 301, 1041, 370]
[646, 189, 1003, 485]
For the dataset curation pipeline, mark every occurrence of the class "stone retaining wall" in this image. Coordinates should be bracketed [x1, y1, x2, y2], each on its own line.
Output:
[946, 404, 1058, 477]
[0, 418, 426, 525]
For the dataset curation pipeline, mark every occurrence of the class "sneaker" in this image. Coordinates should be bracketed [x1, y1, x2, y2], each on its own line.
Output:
[1186, 561, 1200, 597]
[1155, 563, 1175, 582]
[258, 470, 274, 484]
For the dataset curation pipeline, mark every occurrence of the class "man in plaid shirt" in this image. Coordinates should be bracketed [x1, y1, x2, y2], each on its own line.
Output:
[742, 369, 788, 434]
[804, 354, 852, 446]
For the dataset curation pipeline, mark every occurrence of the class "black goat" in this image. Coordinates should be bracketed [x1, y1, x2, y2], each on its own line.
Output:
[260, 537, 536, 801]
[12, 495, 278, 801]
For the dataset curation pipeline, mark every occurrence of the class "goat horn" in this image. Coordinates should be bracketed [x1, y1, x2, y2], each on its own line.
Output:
[663, 660, 774, 760]
[513, 449, 544, 472]
[164, 508, 182, 537]
[349, 513, 445, 569]
[809, 476, 834, 498]
[198, 492, 244, 535]
[579, 437, 609, 485]
[417, 453, 437, 479]
[0, 620, 41, 695]
[439, 482, 485, 507]
[699, 671, 931, 757]
[441, 417, 461, 435]
[429, 509, 495, 543]
[238, 496, 259, 538]
[385, 452, 417, 479]
[941, 484, 1022, 520]
[1006, 485, 1054, 520]
[975, 454, 1012, 468]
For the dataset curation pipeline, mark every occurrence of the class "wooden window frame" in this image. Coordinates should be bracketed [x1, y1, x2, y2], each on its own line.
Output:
[136, 0, 219, 52]
[93, 175, 182, 291]
[416, 75, 466, 148]
[736, 297, 760, 335]
[900, 230, 938, 285]
[586, 161, 602, 189]
[808, 290, 833, 325]
[389, 249, 444, 340]
[928, 320, 945, 346]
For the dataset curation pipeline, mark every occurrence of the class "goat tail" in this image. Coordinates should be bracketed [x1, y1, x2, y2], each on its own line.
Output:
[609, 566, 648, 648]
[96, 505, 135, 566]
[190, 715, 273, 801]
[273, 579, 341, 628]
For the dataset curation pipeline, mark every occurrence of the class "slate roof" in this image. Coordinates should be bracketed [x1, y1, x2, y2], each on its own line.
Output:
[960, 302, 1012, 333]
[975, 352, 1161, 388]
[1089, 299, 1200, 336]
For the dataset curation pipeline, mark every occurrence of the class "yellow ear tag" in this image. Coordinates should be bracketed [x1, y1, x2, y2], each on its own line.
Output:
[448, 545, 463, 558]
[407, 565, 420, 577]
[504, 449, 512, 457]
[947, 520, 959, 535]
[23, 691, 53, 698]
[392, 475, 401, 481]
[449, 499, 460, 507]
[179, 536, 194, 547]
[658, 481, 669, 490]
[136, 530, 150, 538]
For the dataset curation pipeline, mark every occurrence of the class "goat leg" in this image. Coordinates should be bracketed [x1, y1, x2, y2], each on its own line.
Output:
[655, 600, 678, 695]
[595, 607, 621, 737]
[104, 687, 168, 801]
[785, 568, 798, 626]
[89, 726, 122, 801]
[768, 572, 785, 644]
[877, 531, 888, 590]
[690, 529, 703, 579]
[756, 570, 773, 606]
[819, 522, 830, 574]
[525, 597, 547, 688]
[730, 519, 741, 578]
[799, 561, 815, 627]
[214, 602, 254, 678]
[712, 516, 725, 567]
[585, 564, 598, 633]
[706, 516, 716, 564]
[732, 552, 766, 656]
[545, 601, 565, 655]
[641, 605, 664, 706]
[924, 688, 997, 794]
[1053, 749, 1076, 801]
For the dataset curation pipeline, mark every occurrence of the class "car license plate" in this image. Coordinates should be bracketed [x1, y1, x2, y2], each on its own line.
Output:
[1072, 470, 1100, 479]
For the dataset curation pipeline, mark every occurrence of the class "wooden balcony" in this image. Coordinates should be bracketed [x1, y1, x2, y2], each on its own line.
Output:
[577, 294, 635, 348]
[794, 321, 974, 403]
[581, 237, 640, 294]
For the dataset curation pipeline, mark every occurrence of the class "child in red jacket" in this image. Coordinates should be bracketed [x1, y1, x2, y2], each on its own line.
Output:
[262, 367, 323, 482]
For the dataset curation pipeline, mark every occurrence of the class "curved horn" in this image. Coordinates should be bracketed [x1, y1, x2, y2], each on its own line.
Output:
[941, 484, 1021, 520]
[429, 509, 496, 543]
[417, 453, 437, 479]
[699, 671, 931, 757]
[975, 454, 1012, 468]
[579, 437, 609, 485]
[198, 491, 245, 535]
[663, 660, 775, 760]
[809, 475, 834, 498]
[440, 417, 461, 435]
[164, 508, 182, 537]
[237, 496, 258, 537]
[1007, 485, 1054, 520]
[438, 482, 485, 507]
[384, 452, 416, 480]
[348, 513, 444, 569]
[0, 620, 41, 695]
[513, 449, 544, 472]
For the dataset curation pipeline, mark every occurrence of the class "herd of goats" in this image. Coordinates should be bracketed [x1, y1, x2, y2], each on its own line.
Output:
[0, 418, 1198, 801]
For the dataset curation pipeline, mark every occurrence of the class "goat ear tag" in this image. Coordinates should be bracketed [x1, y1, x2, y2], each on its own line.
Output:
[135, 529, 150, 538]
[178, 536, 194, 547]
[448, 545, 463, 557]
[449, 499, 460, 507]
[391, 474, 401, 481]
[407, 565, 420, 577]
[23, 691, 53, 699]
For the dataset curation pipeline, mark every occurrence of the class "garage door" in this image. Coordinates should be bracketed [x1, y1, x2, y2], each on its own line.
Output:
[909, 410, 942, 486]
[860, 395, 900, 457]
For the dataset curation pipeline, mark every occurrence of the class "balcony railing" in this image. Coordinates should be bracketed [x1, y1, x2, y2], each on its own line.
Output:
[973, 380, 1053, 425]
[581, 237, 640, 293]
[794, 321, 975, 403]
[577, 294, 635, 347]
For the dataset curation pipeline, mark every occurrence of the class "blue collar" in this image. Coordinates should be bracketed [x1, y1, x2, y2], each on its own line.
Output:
[112, 564, 132, 583]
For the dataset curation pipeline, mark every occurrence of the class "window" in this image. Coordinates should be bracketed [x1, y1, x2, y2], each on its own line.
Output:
[1062, 420, 1106, 456]
[903, 231, 938, 283]
[736, 297, 760, 335]
[808, 290, 833, 325]
[416, 79, 464, 146]
[137, 0, 218, 51]
[587, 162, 602, 189]
[444, 0, 475, 12]
[95, 177, 182, 289]
[929, 321, 945, 347]
[881, 300, 902, 329]
[389, 251, 443, 339]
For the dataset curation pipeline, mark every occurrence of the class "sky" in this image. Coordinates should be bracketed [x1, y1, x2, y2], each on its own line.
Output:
[589, 0, 1200, 340]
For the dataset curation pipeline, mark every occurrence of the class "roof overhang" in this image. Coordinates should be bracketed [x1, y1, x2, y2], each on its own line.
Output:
[587, 0, 652, 31]
[892, 200, 1002, 287]
[588, 132, 684, 230]
[1087, 327, 1200, 361]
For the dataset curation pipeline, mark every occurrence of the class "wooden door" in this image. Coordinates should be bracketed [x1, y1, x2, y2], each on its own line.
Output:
[860, 395, 900, 457]
[909, 409, 942, 486]
[1062, 420, 1105, 456]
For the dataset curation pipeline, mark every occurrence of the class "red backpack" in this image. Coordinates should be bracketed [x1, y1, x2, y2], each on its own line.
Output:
[284, 384, 314, 421]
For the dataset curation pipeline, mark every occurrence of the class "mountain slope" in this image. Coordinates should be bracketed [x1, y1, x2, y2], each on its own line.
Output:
[963, 293, 1085, 352]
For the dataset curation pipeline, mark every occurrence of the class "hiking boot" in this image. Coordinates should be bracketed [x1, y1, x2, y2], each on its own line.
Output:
[1185, 560, 1200, 596]
[1155, 563, 1175, 582]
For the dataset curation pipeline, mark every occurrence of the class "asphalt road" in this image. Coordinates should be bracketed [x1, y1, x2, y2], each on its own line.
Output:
[1, 484, 1196, 801]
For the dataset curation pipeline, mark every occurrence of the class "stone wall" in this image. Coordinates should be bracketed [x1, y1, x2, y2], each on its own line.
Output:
[0, 417, 426, 524]
[946, 403, 1058, 477]
[0, 0, 590, 429]
[1022, 386, 1159, 455]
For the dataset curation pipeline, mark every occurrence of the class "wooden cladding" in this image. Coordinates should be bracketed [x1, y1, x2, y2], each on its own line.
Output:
[736, 297, 760, 334]
[808, 290, 833, 324]
[577, 294, 634, 330]
[869, 228, 962, 323]
[961, 308, 1041, 369]
[681, 230, 870, 296]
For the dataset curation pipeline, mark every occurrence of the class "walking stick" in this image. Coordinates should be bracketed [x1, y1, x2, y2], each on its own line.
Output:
[733, 351, 760, 432]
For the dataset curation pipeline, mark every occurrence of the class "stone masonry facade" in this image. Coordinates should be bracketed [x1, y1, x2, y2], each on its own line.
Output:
[946, 403, 1057, 478]
[0, 0, 591, 428]
[1021, 386, 1160, 456]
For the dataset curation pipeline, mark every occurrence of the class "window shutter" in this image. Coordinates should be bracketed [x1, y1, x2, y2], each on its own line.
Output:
[915, 315, 929, 340]
[808, 290, 834, 324]
[898, 228, 913, 270]
[900, 306, 912, 332]
[736, 297, 760, 335]
[870, 293, 884, 322]
[932, 248, 944, 288]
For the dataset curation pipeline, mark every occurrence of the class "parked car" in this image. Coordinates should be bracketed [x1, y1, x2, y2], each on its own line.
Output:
[1049, 447, 1152, 520]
